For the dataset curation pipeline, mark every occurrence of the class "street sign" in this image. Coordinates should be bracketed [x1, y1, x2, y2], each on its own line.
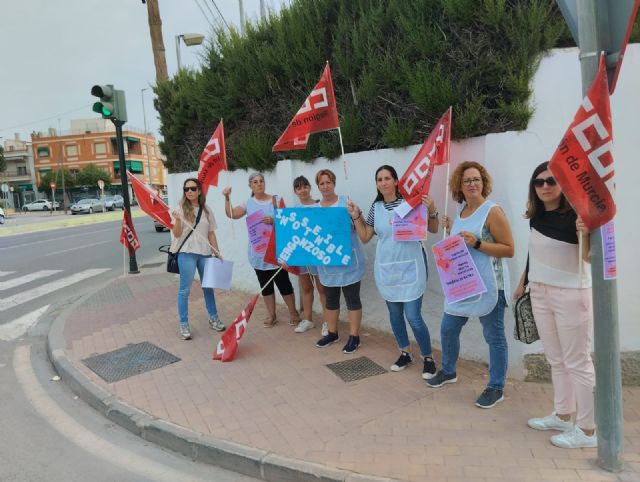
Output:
[556, 0, 640, 93]
[50, 182, 56, 190]
[97, 179, 105, 189]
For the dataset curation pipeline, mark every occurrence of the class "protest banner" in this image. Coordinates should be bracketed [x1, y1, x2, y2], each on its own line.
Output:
[432, 234, 487, 304]
[246, 209, 272, 256]
[198, 120, 227, 196]
[393, 203, 428, 241]
[274, 207, 352, 266]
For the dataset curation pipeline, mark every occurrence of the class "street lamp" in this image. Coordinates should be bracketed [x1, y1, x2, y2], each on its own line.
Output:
[175, 33, 205, 70]
[140, 88, 153, 185]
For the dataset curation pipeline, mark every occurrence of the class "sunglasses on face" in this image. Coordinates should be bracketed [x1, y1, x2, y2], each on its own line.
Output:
[532, 177, 557, 188]
[183, 186, 199, 192]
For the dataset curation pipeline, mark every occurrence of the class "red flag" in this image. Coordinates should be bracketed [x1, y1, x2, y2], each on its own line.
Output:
[549, 56, 615, 231]
[119, 209, 140, 256]
[272, 62, 340, 152]
[198, 120, 227, 196]
[264, 198, 300, 275]
[127, 171, 173, 229]
[212, 294, 260, 362]
[398, 107, 452, 208]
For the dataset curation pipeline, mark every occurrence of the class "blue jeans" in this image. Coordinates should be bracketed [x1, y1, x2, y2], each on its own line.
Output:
[385, 295, 432, 357]
[440, 291, 508, 390]
[177, 252, 218, 325]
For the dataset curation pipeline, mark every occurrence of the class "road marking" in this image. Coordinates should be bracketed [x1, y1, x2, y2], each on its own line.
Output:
[0, 227, 114, 251]
[0, 271, 15, 277]
[0, 305, 49, 341]
[0, 268, 110, 312]
[45, 241, 112, 257]
[13, 345, 206, 482]
[0, 270, 62, 291]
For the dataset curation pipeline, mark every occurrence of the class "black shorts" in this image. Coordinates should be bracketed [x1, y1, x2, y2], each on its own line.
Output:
[324, 281, 362, 311]
[254, 268, 294, 297]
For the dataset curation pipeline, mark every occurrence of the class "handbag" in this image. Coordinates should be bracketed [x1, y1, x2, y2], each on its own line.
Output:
[513, 256, 540, 344]
[160, 207, 203, 274]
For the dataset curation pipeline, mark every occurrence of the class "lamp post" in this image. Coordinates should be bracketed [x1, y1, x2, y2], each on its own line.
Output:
[175, 33, 205, 70]
[141, 88, 153, 185]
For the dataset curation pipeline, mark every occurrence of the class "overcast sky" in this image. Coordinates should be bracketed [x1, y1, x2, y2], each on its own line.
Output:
[0, 0, 289, 144]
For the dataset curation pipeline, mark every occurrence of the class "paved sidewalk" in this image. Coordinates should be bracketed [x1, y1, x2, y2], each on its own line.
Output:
[49, 271, 640, 482]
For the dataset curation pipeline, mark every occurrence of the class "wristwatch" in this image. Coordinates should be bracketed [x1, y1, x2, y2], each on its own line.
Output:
[429, 211, 439, 219]
[473, 239, 482, 249]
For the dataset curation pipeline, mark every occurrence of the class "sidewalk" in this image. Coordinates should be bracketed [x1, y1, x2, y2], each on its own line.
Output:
[48, 270, 640, 482]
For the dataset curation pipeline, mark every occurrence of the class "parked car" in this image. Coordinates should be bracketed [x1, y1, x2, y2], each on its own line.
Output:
[154, 196, 170, 232]
[0, 206, 5, 224]
[70, 198, 105, 214]
[104, 195, 124, 211]
[22, 199, 60, 211]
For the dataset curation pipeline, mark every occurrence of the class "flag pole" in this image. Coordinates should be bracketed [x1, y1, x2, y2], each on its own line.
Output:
[123, 245, 126, 277]
[578, 231, 583, 286]
[337, 126, 348, 181]
[443, 162, 451, 238]
[225, 171, 236, 240]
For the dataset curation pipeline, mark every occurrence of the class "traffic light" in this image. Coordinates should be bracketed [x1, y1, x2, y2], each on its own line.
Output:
[91, 84, 128, 122]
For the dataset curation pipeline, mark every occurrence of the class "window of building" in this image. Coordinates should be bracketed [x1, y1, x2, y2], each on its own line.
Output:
[95, 142, 107, 155]
[66, 145, 79, 157]
[37, 146, 50, 158]
[17, 166, 27, 175]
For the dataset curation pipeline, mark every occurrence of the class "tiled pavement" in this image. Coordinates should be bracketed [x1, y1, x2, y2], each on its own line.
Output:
[55, 272, 640, 482]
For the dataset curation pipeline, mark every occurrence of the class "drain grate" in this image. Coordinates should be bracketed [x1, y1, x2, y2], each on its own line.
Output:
[79, 283, 134, 309]
[326, 356, 387, 382]
[82, 342, 180, 383]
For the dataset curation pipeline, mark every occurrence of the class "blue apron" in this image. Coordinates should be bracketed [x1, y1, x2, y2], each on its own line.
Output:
[245, 195, 279, 270]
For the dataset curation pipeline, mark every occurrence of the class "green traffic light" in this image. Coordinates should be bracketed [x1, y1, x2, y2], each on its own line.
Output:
[92, 101, 112, 118]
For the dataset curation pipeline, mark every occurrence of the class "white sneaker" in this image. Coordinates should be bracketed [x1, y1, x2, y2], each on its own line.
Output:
[294, 319, 315, 333]
[528, 412, 573, 432]
[550, 425, 597, 449]
[321, 322, 329, 337]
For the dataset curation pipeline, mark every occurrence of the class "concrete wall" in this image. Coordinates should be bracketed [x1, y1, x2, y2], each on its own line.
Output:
[166, 45, 640, 378]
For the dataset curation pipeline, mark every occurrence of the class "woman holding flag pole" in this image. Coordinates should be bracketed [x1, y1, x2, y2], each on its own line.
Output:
[349, 165, 440, 378]
[222, 173, 300, 328]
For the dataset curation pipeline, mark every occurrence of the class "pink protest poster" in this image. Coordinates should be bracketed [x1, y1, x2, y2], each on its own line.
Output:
[246, 210, 272, 256]
[393, 204, 428, 241]
[432, 234, 487, 304]
[600, 220, 616, 280]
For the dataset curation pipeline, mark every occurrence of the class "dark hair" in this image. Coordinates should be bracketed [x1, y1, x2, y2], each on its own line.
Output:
[525, 161, 570, 219]
[373, 165, 401, 203]
[293, 175, 311, 190]
[181, 178, 207, 224]
[449, 161, 493, 203]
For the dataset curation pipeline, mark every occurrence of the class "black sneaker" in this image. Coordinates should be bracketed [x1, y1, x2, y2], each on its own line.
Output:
[421, 356, 437, 380]
[390, 352, 413, 371]
[426, 370, 457, 388]
[475, 388, 504, 409]
[342, 335, 360, 354]
[316, 331, 339, 348]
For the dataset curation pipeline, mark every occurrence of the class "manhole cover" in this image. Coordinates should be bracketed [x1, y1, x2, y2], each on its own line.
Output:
[79, 283, 134, 308]
[82, 342, 180, 383]
[326, 356, 387, 382]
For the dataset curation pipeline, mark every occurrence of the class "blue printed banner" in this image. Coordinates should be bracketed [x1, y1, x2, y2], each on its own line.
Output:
[275, 207, 352, 266]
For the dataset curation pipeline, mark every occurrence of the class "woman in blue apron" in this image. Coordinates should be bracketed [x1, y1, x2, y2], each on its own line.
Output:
[222, 173, 300, 327]
[350, 165, 440, 379]
[426, 161, 514, 410]
[314, 169, 366, 354]
[292, 175, 326, 334]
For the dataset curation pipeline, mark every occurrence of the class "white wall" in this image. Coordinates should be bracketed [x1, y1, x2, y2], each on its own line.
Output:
[167, 45, 640, 377]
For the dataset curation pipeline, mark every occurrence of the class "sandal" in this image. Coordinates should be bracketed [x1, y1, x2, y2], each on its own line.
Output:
[263, 317, 278, 328]
[289, 310, 301, 326]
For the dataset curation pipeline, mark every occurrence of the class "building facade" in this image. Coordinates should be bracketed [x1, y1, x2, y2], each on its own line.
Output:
[1, 133, 38, 209]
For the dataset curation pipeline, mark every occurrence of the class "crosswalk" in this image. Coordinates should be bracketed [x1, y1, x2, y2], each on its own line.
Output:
[0, 268, 111, 340]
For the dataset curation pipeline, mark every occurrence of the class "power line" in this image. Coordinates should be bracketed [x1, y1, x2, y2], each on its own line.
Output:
[0, 104, 92, 134]
[193, 0, 216, 30]
[208, 0, 231, 31]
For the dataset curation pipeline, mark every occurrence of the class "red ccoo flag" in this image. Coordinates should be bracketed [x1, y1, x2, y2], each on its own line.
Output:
[119, 209, 140, 256]
[272, 62, 340, 152]
[127, 171, 173, 229]
[398, 107, 452, 208]
[198, 120, 227, 196]
[548, 56, 615, 231]
[264, 198, 300, 275]
[212, 294, 260, 362]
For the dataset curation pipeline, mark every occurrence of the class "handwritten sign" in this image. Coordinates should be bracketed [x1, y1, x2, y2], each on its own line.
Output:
[246, 210, 272, 256]
[601, 220, 616, 280]
[393, 203, 428, 241]
[274, 207, 352, 266]
[432, 234, 487, 304]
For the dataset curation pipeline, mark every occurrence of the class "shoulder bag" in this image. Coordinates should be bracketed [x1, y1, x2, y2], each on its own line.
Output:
[513, 256, 540, 344]
[161, 207, 203, 274]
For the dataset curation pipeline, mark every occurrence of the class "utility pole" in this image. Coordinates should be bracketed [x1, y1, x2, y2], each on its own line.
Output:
[239, 0, 245, 34]
[260, 0, 266, 19]
[576, 0, 623, 472]
[145, 0, 168, 81]
[57, 119, 67, 213]
[141, 88, 153, 185]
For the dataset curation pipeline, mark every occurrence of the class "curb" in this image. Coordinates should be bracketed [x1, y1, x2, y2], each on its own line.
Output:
[47, 276, 404, 482]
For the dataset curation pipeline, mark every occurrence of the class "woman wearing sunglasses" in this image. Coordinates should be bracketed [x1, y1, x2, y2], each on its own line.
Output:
[171, 178, 225, 340]
[426, 161, 514, 410]
[222, 173, 300, 327]
[513, 161, 596, 449]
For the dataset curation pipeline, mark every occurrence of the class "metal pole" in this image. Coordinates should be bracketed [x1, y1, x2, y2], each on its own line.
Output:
[260, 0, 266, 19]
[141, 88, 153, 184]
[57, 119, 67, 213]
[175, 35, 182, 71]
[113, 120, 139, 274]
[576, 0, 623, 471]
[238, 0, 245, 34]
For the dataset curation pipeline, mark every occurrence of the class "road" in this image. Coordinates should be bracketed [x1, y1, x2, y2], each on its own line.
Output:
[0, 219, 259, 481]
